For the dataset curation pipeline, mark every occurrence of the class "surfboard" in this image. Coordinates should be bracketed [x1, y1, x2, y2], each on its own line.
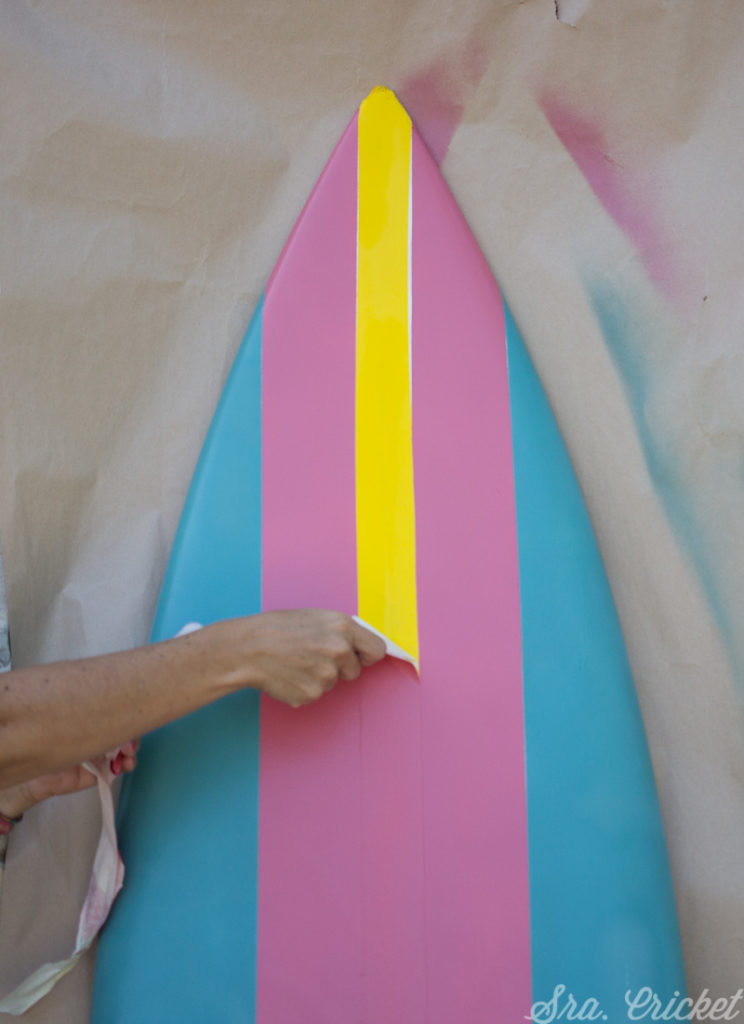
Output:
[92, 87, 686, 1024]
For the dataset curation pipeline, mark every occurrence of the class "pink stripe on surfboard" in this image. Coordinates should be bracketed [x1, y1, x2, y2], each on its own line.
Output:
[258, 109, 428, 1022]
[409, 130, 532, 1019]
[257, 114, 366, 1023]
[258, 107, 531, 1023]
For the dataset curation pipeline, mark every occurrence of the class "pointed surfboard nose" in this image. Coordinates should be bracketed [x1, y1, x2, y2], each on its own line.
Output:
[360, 85, 411, 122]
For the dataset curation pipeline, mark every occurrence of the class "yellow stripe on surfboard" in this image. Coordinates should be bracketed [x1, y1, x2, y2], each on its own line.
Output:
[356, 87, 419, 665]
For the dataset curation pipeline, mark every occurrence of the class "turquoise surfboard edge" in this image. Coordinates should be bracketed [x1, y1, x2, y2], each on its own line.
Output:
[91, 300, 266, 1023]
[151, 294, 264, 640]
[91, 294, 687, 1022]
[505, 301, 686, 1014]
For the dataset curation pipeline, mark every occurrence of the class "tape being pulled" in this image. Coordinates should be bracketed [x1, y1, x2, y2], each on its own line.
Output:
[352, 616, 419, 672]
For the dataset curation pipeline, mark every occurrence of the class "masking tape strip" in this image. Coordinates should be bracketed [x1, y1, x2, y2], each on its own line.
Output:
[355, 87, 419, 664]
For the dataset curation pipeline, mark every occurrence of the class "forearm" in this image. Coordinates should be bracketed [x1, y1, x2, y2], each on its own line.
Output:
[0, 610, 387, 790]
[0, 622, 243, 789]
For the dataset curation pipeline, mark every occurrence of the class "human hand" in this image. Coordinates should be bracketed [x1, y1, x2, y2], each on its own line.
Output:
[209, 609, 387, 708]
[0, 740, 139, 820]
[105, 739, 140, 777]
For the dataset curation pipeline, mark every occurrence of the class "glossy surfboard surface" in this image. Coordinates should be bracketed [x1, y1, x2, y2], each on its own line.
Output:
[92, 88, 685, 1023]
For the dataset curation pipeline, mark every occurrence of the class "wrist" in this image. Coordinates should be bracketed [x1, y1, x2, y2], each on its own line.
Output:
[200, 618, 263, 694]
